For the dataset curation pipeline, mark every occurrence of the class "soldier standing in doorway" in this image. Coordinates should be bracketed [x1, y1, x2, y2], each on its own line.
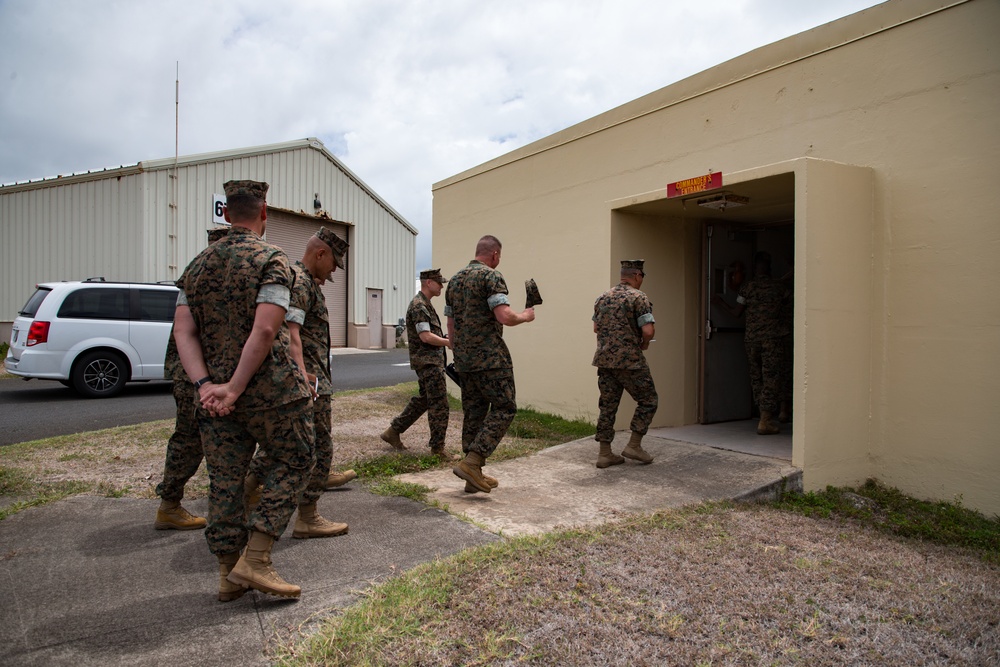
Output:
[713, 251, 791, 434]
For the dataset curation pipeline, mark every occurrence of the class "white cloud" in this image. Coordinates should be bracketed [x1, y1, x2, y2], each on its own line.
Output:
[0, 0, 883, 269]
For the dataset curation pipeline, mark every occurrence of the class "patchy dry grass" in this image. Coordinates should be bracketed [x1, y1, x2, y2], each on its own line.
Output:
[0, 382, 591, 516]
[3, 381, 998, 666]
[276, 503, 1000, 666]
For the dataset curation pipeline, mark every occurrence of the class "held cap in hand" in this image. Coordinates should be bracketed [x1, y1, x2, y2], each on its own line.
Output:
[525, 278, 543, 308]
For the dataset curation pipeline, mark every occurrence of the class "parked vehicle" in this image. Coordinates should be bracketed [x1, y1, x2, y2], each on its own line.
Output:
[5, 278, 178, 398]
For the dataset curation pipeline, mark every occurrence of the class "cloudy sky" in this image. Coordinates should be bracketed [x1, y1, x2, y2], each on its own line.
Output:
[1, 0, 882, 269]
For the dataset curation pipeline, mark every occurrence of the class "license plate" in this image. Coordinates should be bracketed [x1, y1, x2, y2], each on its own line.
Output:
[10, 329, 17, 344]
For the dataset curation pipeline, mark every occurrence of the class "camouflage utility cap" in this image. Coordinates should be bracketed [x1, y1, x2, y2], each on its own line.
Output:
[315, 227, 348, 269]
[223, 180, 268, 199]
[525, 278, 543, 308]
[621, 259, 645, 273]
[420, 268, 447, 284]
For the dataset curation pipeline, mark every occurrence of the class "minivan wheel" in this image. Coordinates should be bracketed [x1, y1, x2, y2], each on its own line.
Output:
[72, 350, 128, 398]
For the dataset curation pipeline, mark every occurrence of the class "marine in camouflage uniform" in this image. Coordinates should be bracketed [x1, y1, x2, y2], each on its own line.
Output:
[382, 268, 452, 456]
[246, 227, 352, 538]
[445, 235, 535, 493]
[173, 180, 313, 600]
[592, 259, 658, 467]
[736, 251, 792, 434]
[153, 227, 229, 531]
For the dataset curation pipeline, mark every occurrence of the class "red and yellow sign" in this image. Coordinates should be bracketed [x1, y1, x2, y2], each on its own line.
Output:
[667, 172, 722, 198]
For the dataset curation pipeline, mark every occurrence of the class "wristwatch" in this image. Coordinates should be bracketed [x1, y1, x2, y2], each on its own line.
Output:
[193, 376, 212, 389]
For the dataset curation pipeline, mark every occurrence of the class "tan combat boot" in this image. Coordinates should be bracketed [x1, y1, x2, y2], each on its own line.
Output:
[463, 473, 499, 494]
[226, 531, 300, 598]
[154, 500, 207, 530]
[325, 469, 357, 489]
[596, 441, 625, 469]
[381, 426, 406, 450]
[778, 402, 792, 424]
[757, 411, 780, 435]
[453, 451, 491, 493]
[431, 446, 461, 462]
[217, 552, 245, 602]
[292, 503, 349, 539]
[621, 431, 654, 464]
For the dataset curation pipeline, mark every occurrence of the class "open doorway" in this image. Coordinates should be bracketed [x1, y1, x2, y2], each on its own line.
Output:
[701, 220, 794, 424]
[609, 170, 796, 460]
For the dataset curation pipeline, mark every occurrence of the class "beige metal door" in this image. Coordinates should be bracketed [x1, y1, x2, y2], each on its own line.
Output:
[265, 210, 349, 347]
[366, 288, 382, 348]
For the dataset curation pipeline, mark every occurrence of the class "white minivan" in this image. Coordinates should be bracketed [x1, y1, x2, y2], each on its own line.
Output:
[5, 279, 178, 398]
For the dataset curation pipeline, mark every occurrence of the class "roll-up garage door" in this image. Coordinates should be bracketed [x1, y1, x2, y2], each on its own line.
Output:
[265, 209, 349, 347]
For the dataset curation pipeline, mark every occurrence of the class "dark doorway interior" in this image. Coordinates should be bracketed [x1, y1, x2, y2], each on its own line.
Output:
[701, 220, 794, 424]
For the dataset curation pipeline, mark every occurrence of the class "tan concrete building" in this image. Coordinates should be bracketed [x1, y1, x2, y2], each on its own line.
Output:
[432, 0, 1000, 515]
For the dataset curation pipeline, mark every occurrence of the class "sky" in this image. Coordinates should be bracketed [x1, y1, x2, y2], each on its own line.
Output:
[0, 0, 884, 270]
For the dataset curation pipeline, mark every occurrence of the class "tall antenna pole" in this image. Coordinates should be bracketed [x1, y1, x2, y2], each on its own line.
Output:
[175, 61, 179, 164]
[168, 62, 180, 278]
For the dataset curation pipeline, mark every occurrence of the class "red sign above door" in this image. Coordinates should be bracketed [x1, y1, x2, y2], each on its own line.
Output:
[667, 172, 722, 198]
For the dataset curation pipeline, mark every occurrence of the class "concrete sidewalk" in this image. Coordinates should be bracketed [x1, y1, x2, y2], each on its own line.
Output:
[399, 432, 799, 536]
[0, 434, 799, 667]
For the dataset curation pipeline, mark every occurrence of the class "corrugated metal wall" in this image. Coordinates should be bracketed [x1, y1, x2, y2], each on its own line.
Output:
[1, 172, 147, 324]
[1, 140, 417, 344]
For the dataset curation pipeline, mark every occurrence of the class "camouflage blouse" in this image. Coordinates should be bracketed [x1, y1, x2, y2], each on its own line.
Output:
[177, 226, 310, 410]
[444, 260, 512, 372]
[405, 291, 445, 370]
[162, 329, 184, 383]
[286, 261, 332, 396]
[737, 275, 791, 342]
[592, 282, 655, 370]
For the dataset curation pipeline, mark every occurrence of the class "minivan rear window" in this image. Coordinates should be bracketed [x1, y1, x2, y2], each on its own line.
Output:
[136, 289, 178, 322]
[57, 288, 129, 320]
[19, 287, 52, 317]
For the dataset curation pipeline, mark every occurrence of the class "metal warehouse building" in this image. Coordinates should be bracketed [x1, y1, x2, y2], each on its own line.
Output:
[1, 138, 416, 349]
[433, 0, 999, 516]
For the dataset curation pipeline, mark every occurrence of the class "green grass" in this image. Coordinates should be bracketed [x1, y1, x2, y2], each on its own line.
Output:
[344, 394, 595, 496]
[774, 478, 1000, 562]
[348, 452, 445, 503]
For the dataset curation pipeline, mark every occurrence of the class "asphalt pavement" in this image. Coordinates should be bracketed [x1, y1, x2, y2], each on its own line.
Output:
[0, 348, 414, 446]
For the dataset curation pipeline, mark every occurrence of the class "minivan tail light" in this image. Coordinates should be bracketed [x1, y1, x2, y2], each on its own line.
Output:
[26, 321, 50, 346]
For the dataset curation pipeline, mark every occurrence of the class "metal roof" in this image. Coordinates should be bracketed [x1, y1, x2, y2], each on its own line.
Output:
[1, 137, 418, 235]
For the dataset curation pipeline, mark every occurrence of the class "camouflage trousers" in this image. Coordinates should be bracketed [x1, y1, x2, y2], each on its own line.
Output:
[249, 394, 332, 507]
[391, 366, 449, 449]
[595, 367, 659, 443]
[197, 397, 314, 556]
[155, 381, 204, 502]
[745, 335, 789, 414]
[459, 368, 516, 458]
